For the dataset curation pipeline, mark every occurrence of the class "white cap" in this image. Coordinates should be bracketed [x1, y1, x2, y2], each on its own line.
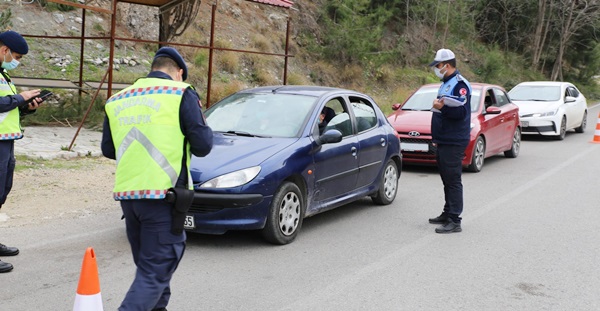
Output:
[429, 48, 455, 66]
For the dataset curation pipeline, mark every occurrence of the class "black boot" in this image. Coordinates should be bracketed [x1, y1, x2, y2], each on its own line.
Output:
[435, 219, 462, 233]
[0, 260, 13, 273]
[428, 213, 448, 224]
[0, 243, 19, 256]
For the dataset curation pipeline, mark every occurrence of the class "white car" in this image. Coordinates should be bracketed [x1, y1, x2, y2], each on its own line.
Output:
[508, 81, 588, 140]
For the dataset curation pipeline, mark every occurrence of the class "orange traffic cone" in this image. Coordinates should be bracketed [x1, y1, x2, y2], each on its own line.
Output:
[73, 247, 103, 311]
[591, 112, 600, 144]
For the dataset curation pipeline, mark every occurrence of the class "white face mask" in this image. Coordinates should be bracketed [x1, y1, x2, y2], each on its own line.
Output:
[1, 50, 20, 70]
[433, 64, 446, 79]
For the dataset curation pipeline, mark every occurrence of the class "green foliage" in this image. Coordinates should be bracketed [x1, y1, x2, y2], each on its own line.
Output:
[0, 8, 12, 30]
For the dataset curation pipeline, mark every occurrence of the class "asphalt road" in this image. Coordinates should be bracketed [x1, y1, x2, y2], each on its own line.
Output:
[3, 105, 600, 311]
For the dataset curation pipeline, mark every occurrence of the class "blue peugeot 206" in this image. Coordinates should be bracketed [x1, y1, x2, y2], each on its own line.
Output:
[187, 85, 402, 244]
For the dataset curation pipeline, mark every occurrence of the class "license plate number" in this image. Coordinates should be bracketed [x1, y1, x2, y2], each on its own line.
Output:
[521, 121, 529, 127]
[184, 215, 195, 229]
[401, 142, 429, 152]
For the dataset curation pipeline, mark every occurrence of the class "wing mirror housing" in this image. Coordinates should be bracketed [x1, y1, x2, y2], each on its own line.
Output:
[485, 106, 501, 115]
[392, 103, 401, 111]
[316, 129, 343, 145]
[565, 96, 576, 103]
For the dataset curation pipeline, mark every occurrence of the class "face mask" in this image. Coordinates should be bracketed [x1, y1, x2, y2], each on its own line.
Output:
[433, 64, 446, 79]
[2, 50, 20, 70]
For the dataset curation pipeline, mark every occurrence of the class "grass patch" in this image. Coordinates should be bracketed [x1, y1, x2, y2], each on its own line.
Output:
[14, 155, 109, 172]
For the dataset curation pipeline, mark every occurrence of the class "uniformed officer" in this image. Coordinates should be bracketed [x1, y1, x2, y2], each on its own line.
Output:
[0, 30, 44, 273]
[427, 48, 471, 234]
[101, 46, 213, 310]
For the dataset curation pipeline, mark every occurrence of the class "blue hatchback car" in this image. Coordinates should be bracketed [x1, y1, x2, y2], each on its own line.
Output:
[187, 85, 402, 244]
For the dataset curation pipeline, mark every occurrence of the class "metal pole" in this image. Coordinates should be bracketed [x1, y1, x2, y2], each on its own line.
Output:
[206, 0, 217, 107]
[283, 18, 290, 85]
[108, 0, 118, 97]
[78, 9, 86, 99]
[69, 69, 110, 151]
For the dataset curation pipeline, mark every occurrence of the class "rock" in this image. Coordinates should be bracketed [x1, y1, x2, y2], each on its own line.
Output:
[96, 43, 104, 49]
[128, 60, 137, 66]
[16, 17, 24, 24]
[74, 17, 83, 24]
[53, 13, 65, 24]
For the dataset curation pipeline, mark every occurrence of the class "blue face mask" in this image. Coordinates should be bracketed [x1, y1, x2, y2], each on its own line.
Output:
[2, 50, 20, 70]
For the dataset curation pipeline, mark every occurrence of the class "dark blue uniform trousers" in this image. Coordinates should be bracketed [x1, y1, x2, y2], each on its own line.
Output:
[119, 199, 186, 311]
[0, 140, 15, 207]
[435, 144, 465, 223]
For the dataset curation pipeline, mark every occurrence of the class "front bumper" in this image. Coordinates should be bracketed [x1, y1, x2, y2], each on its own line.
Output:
[186, 192, 270, 234]
[520, 117, 557, 135]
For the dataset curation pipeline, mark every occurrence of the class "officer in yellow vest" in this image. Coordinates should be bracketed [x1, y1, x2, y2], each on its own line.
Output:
[0, 30, 44, 273]
[101, 46, 213, 311]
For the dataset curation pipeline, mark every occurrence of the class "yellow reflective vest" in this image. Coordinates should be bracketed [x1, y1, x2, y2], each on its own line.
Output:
[0, 71, 23, 140]
[105, 77, 193, 200]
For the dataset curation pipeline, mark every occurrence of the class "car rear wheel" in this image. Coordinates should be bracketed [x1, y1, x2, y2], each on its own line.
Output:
[466, 136, 485, 172]
[575, 111, 587, 133]
[555, 116, 567, 140]
[262, 182, 304, 245]
[504, 127, 521, 158]
[371, 159, 399, 205]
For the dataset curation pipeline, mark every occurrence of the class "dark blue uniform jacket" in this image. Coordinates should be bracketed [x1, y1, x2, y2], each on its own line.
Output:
[431, 71, 471, 146]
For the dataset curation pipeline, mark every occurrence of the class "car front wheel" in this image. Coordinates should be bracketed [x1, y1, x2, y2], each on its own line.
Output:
[262, 182, 304, 245]
[466, 136, 485, 172]
[371, 159, 399, 205]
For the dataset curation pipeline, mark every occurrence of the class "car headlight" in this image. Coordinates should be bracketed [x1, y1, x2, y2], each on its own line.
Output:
[534, 109, 558, 117]
[199, 166, 261, 189]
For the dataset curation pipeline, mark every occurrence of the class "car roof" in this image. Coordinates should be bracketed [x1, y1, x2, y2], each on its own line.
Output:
[237, 85, 365, 97]
[419, 82, 503, 91]
[513, 81, 570, 87]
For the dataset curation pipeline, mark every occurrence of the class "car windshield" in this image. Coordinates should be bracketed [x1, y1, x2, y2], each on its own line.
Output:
[508, 85, 561, 101]
[402, 87, 480, 113]
[205, 93, 317, 138]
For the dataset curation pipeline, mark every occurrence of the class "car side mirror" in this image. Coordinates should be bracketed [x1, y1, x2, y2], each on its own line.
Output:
[485, 106, 501, 115]
[317, 129, 343, 145]
[565, 96, 576, 103]
[392, 103, 401, 111]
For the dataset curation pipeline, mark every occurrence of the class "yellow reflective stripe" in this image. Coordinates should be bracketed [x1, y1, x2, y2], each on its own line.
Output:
[117, 127, 178, 186]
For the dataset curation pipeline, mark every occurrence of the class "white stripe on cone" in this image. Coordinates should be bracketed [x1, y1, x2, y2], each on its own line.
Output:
[73, 292, 104, 311]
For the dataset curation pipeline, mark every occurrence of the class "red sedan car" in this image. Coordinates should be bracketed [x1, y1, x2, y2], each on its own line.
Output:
[387, 83, 521, 172]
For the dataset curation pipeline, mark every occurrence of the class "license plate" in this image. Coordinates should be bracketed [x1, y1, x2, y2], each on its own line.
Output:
[401, 142, 429, 152]
[521, 121, 529, 127]
[184, 215, 195, 229]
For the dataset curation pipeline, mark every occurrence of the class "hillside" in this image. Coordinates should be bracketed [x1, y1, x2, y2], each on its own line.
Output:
[0, 0, 598, 127]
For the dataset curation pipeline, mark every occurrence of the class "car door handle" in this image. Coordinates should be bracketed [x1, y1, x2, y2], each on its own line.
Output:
[380, 138, 386, 147]
[351, 146, 357, 157]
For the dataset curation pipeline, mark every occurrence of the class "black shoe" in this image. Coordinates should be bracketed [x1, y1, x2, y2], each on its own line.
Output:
[428, 214, 448, 224]
[151, 308, 167, 311]
[0, 243, 19, 256]
[0, 260, 13, 273]
[435, 219, 462, 234]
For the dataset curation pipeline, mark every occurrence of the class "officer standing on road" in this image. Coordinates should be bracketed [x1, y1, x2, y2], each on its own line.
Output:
[101, 46, 213, 310]
[427, 48, 471, 234]
[0, 30, 44, 273]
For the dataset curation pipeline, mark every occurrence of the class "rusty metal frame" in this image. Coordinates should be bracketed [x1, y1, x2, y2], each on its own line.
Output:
[17, 0, 293, 150]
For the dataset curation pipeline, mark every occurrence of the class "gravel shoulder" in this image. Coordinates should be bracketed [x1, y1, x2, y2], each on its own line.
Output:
[0, 157, 118, 229]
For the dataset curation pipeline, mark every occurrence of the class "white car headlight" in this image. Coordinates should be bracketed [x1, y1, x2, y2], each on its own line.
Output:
[199, 166, 261, 189]
[534, 109, 558, 117]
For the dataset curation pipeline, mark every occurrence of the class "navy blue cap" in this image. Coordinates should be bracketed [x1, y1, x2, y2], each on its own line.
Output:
[154, 47, 188, 81]
[0, 30, 29, 55]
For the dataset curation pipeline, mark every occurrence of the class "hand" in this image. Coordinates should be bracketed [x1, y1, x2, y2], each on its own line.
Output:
[432, 97, 445, 110]
[19, 89, 42, 110]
